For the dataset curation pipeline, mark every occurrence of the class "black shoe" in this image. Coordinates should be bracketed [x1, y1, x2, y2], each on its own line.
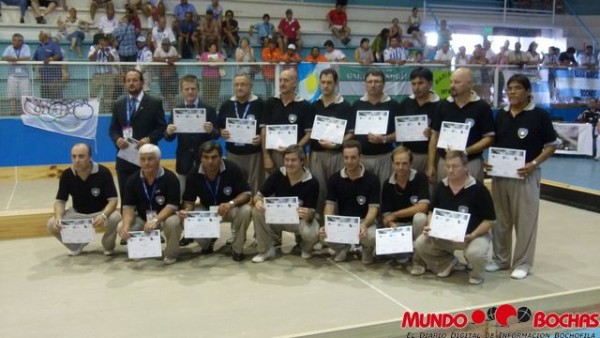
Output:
[120, 239, 127, 245]
[179, 237, 193, 246]
[20, 18, 24, 24]
[161, 236, 165, 244]
[201, 238, 217, 254]
[232, 251, 245, 262]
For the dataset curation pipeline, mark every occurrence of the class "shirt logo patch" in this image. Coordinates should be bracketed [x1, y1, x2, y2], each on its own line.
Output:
[247, 114, 255, 120]
[155, 196, 165, 205]
[465, 118, 475, 129]
[356, 195, 366, 205]
[91, 188, 101, 197]
[410, 195, 418, 204]
[458, 205, 469, 213]
[288, 114, 298, 123]
[223, 186, 232, 196]
[518, 128, 529, 139]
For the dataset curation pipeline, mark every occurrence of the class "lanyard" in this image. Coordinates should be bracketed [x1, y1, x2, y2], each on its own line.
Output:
[126, 96, 137, 126]
[234, 101, 251, 119]
[203, 175, 221, 206]
[15, 47, 21, 59]
[142, 178, 159, 211]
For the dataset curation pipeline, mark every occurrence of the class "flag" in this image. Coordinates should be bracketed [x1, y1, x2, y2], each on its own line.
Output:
[337, 65, 413, 103]
[298, 63, 331, 102]
[21, 96, 100, 140]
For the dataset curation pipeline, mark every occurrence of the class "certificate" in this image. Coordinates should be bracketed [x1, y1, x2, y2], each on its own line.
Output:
[488, 147, 526, 179]
[226, 118, 256, 144]
[264, 197, 299, 224]
[60, 218, 95, 244]
[310, 115, 347, 144]
[375, 226, 413, 255]
[354, 110, 389, 135]
[429, 208, 470, 243]
[265, 124, 297, 149]
[117, 137, 140, 166]
[127, 230, 162, 259]
[324, 215, 360, 244]
[184, 211, 221, 238]
[395, 115, 428, 142]
[437, 121, 470, 151]
[172, 108, 206, 133]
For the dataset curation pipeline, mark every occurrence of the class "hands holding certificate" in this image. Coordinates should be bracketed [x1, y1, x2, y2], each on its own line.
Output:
[484, 147, 528, 179]
[166, 121, 214, 136]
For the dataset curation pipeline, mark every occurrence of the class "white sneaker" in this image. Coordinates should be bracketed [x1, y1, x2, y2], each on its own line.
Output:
[469, 277, 484, 285]
[333, 248, 348, 262]
[103, 250, 115, 256]
[511, 268, 529, 279]
[436, 257, 458, 278]
[410, 265, 426, 276]
[163, 257, 177, 265]
[485, 261, 503, 272]
[313, 242, 323, 251]
[394, 255, 411, 264]
[68, 246, 84, 256]
[301, 250, 312, 259]
[251, 247, 276, 263]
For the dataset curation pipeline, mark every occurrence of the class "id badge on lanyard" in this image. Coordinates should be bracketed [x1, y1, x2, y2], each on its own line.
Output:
[123, 127, 133, 139]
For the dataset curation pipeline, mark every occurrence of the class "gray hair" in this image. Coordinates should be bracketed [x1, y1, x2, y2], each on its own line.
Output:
[138, 144, 161, 160]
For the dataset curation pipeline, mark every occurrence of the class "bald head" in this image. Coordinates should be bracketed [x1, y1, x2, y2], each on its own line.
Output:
[279, 69, 297, 95]
[450, 68, 473, 99]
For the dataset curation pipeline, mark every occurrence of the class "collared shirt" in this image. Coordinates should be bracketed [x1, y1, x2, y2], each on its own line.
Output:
[324, 49, 347, 62]
[2, 44, 31, 77]
[56, 162, 118, 214]
[123, 167, 180, 220]
[278, 18, 301, 39]
[33, 40, 62, 79]
[113, 23, 137, 57]
[263, 94, 314, 143]
[173, 3, 197, 21]
[258, 167, 319, 209]
[396, 92, 439, 154]
[217, 94, 265, 155]
[88, 45, 119, 74]
[326, 164, 380, 219]
[384, 47, 407, 62]
[310, 94, 352, 152]
[434, 49, 454, 63]
[98, 15, 119, 34]
[351, 95, 399, 155]
[254, 21, 275, 39]
[381, 169, 430, 223]
[328, 9, 347, 26]
[151, 26, 176, 48]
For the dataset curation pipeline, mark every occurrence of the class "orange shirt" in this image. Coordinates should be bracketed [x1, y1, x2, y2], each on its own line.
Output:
[305, 54, 328, 63]
[261, 47, 282, 80]
[281, 52, 301, 63]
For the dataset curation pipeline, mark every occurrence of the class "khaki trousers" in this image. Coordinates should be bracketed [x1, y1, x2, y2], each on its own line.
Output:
[47, 209, 121, 252]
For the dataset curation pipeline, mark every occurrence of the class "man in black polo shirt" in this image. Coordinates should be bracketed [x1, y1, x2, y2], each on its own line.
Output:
[396, 66, 439, 174]
[412, 151, 495, 285]
[351, 70, 399, 185]
[251, 145, 319, 263]
[485, 74, 556, 280]
[118, 144, 181, 265]
[262, 69, 314, 173]
[576, 98, 600, 159]
[427, 68, 494, 183]
[181, 141, 252, 262]
[47, 143, 121, 256]
[309, 68, 353, 217]
[218, 73, 265, 193]
[321, 140, 380, 264]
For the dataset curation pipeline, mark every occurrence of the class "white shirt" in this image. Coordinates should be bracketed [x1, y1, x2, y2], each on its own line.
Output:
[434, 49, 454, 62]
[88, 45, 120, 74]
[384, 46, 407, 61]
[151, 26, 176, 47]
[153, 46, 179, 59]
[97, 15, 119, 34]
[324, 49, 347, 62]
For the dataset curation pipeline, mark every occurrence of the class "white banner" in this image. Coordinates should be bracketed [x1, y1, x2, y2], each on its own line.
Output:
[553, 122, 593, 156]
[21, 96, 100, 140]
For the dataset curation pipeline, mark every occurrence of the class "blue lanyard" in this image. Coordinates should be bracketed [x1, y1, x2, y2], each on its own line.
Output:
[204, 175, 221, 206]
[234, 101, 251, 119]
[15, 48, 21, 59]
[142, 178, 159, 211]
[126, 96, 137, 126]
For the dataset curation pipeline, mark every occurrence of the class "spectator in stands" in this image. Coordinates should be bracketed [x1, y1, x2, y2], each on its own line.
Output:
[47, 143, 121, 257]
[57, 7, 90, 58]
[496, 45, 509, 65]
[145, 4, 161, 29]
[278, 8, 303, 52]
[525, 41, 542, 65]
[153, 38, 180, 112]
[2, 33, 31, 115]
[151, 16, 176, 52]
[454, 46, 468, 65]
[173, 0, 196, 22]
[409, 50, 425, 63]
[90, 0, 112, 21]
[389, 18, 402, 43]
[249, 13, 276, 47]
[135, 36, 153, 92]
[0, 0, 28, 23]
[434, 42, 454, 65]
[354, 38, 374, 65]
[370, 28, 389, 63]
[176, 11, 199, 58]
[483, 40, 496, 64]
[127, 0, 164, 18]
[384, 37, 407, 65]
[33, 30, 63, 99]
[281, 43, 301, 67]
[543, 46, 559, 101]
[199, 40, 226, 109]
[206, 0, 223, 21]
[113, 8, 138, 62]
[222, 10, 240, 58]
[261, 37, 282, 98]
[327, 3, 351, 45]
[543, 46, 558, 65]
[576, 98, 600, 158]
[96, 5, 119, 38]
[470, 44, 491, 103]
[508, 42, 526, 66]
[235, 37, 257, 77]
[558, 46, 578, 66]
[89, 33, 119, 113]
[198, 9, 221, 53]
[578, 45, 596, 68]
[323, 40, 346, 62]
[437, 19, 452, 49]
[305, 46, 327, 63]
[407, 7, 425, 46]
[31, 0, 60, 24]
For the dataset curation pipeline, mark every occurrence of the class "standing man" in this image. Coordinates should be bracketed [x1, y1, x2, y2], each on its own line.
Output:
[109, 69, 166, 201]
[135, 35, 153, 93]
[153, 38, 180, 112]
[351, 69, 399, 184]
[88, 33, 119, 114]
[427, 68, 495, 183]
[262, 69, 314, 173]
[321, 140, 380, 264]
[485, 74, 557, 280]
[118, 144, 181, 265]
[32, 30, 63, 99]
[2, 33, 31, 115]
[251, 145, 320, 262]
[112, 8, 138, 62]
[181, 141, 252, 261]
[576, 98, 600, 159]
[218, 73, 265, 193]
[47, 143, 121, 256]
[396, 67, 439, 174]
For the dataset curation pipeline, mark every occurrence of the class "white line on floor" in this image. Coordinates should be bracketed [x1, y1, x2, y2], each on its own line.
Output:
[5, 167, 18, 210]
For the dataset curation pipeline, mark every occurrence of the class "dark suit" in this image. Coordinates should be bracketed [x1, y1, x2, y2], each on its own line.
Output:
[109, 92, 167, 199]
[164, 99, 219, 176]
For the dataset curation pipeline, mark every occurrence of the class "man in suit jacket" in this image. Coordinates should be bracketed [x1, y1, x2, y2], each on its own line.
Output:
[109, 69, 167, 201]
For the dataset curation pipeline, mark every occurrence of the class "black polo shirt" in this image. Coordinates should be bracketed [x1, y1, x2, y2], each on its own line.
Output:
[396, 93, 439, 154]
[310, 95, 353, 152]
[218, 95, 265, 155]
[351, 96, 399, 155]
[326, 165, 380, 219]
[431, 93, 495, 160]
[259, 167, 319, 209]
[183, 159, 251, 209]
[381, 169, 430, 223]
[56, 163, 118, 214]
[432, 176, 495, 235]
[123, 167, 180, 221]
[263, 95, 314, 143]
[495, 103, 557, 162]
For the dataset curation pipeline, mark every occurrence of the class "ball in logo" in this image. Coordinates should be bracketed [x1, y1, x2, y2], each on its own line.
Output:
[517, 307, 532, 323]
[471, 309, 486, 324]
[487, 306, 497, 320]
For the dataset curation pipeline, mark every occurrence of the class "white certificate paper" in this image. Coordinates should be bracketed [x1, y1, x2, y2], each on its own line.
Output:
[325, 215, 360, 244]
[184, 211, 221, 238]
[226, 118, 256, 144]
[310, 115, 347, 144]
[395, 115, 428, 142]
[172, 108, 206, 133]
[117, 137, 140, 166]
[437, 121, 470, 151]
[429, 208, 470, 243]
[60, 218, 95, 244]
[488, 147, 526, 179]
[375, 226, 413, 255]
[264, 197, 299, 224]
[127, 230, 162, 259]
[265, 124, 297, 149]
[354, 110, 389, 135]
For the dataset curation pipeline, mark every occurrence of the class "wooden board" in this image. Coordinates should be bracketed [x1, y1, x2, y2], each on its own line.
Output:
[0, 209, 53, 240]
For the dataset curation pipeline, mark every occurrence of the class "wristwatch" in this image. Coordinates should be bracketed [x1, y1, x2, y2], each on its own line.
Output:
[229, 200, 235, 207]
[532, 160, 538, 167]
